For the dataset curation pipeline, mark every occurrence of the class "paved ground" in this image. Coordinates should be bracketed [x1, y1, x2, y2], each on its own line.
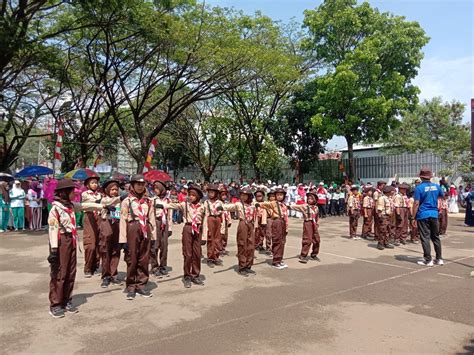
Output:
[0, 214, 473, 355]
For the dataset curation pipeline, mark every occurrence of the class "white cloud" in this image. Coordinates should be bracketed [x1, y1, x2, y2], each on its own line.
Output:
[413, 55, 474, 122]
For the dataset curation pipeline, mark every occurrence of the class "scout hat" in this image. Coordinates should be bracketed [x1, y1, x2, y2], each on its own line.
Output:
[350, 185, 359, 191]
[188, 184, 204, 199]
[219, 185, 228, 193]
[254, 188, 266, 196]
[55, 178, 75, 192]
[398, 183, 410, 190]
[84, 172, 100, 186]
[102, 179, 120, 190]
[383, 185, 395, 194]
[419, 167, 433, 180]
[306, 190, 318, 200]
[377, 180, 386, 186]
[152, 180, 167, 191]
[130, 174, 146, 183]
[240, 186, 254, 198]
[274, 187, 287, 196]
[267, 190, 276, 197]
[207, 183, 220, 192]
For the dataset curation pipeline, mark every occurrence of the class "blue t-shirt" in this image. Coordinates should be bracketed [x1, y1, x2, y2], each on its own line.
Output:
[414, 182, 444, 220]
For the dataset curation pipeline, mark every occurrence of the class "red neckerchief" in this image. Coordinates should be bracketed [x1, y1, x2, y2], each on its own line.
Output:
[309, 204, 318, 228]
[279, 202, 288, 225]
[190, 203, 201, 235]
[157, 196, 170, 230]
[242, 202, 255, 222]
[129, 195, 149, 238]
[52, 201, 78, 247]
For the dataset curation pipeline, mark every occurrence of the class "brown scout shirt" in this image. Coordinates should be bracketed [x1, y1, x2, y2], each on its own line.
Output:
[119, 196, 157, 243]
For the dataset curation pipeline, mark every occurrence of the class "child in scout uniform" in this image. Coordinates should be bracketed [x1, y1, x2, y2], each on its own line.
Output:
[347, 186, 361, 239]
[149, 180, 172, 278]
[47, 179, 105, 318]
[257, 188, 289, 270]
[203, 184, 223, 268]
[219, 186, 231, 256]
[393, 183, 410, 245]
[373, 181, 386, 245]
[119, 174, 157, 300]
[159, 185, 205, 288]
[254, 189, 268, 253]
[219, 187, 257, 277]
[407, 190, 420, 244]
[98, 179, 123, 288]
[264, 191, 276, 256]
[81, 174, 102, 277]
[376, 185, 395, 250]
[287, 189, 321, 263]
[438, 194, 449, 237]
[362, 188, 375, 240]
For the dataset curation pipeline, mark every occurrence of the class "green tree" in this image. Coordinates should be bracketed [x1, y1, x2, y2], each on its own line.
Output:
[303, 0, 429, 179]
[271, 80, 330, 182]
[222, 16, 307, 181]
[387, 97, 471, 176]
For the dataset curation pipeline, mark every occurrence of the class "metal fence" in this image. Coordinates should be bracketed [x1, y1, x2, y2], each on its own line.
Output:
[172, 151, 460, 183]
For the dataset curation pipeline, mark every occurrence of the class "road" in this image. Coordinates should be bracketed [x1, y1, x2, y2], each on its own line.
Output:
[1, 214, 473, 354]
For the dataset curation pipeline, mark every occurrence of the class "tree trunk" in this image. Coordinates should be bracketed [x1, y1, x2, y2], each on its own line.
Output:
[345, 136, 355, 181]
[295, 159, 301, 183]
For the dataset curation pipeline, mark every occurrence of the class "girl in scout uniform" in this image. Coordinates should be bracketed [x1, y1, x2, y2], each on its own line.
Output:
[219, 186, 232, 256]
[98, 179, 123, 288]
[119, 174, 157, 300]
[47, 179, 105, 318]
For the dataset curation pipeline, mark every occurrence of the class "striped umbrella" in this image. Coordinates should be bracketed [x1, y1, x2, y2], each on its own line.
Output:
[64, 168, 99, 181]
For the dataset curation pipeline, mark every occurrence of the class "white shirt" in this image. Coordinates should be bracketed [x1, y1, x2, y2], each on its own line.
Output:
[9, 187, 25, 208]
[28, 189, 43, 208]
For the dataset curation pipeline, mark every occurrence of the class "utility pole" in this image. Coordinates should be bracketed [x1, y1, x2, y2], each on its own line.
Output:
[471, 99, 473, 171]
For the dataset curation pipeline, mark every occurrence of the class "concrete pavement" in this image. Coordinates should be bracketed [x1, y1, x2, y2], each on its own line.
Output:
[0, 214, 473, 354]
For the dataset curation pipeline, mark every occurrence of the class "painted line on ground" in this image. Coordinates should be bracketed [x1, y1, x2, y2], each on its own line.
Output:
[107, 255, 473, 353]
[437, 273, 464, 279]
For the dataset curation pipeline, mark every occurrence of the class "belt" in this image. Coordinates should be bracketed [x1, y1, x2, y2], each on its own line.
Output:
[208, 215, 220, 218]
[272, 217, 284, 220]
[184, 222, 192, 225]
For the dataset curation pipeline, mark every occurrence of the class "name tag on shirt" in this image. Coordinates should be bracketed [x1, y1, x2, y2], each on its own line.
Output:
[111, 207, 121, 219]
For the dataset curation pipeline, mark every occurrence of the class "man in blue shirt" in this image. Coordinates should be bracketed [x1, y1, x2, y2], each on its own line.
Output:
[413, 168, 444, 267]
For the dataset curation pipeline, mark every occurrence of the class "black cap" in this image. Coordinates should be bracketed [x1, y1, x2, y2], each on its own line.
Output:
[130, 174, 146, 183]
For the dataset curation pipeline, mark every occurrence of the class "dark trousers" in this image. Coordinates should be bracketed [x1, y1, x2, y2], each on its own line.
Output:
[301, 221, 320, 257]
[207, 216, 222, 261]
[99, 219, 121, 279]
[362, 208, 374, 237]
[317, 203, 326, 218]
[329, 200, 338, 216]
[182, 224, 201, 279]
[150, 220, 169, 272]
[417, 218, 442, 261]
[438, 210, 448, 235]
[83, 212, 100, 274]
[338, 199, 345, 215]
[349, 210, 360, 237]
[49, 233, 76, 308]
[271, 218, 287, 265]
[126, 222, 151, 291]
[236, 221, 255, 270]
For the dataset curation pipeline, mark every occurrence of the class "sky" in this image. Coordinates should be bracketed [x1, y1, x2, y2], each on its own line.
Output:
[206, 0, 474, 150]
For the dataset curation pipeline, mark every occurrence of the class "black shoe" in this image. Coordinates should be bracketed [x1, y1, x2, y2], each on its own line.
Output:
[153, 269, 163, 278]
[49, 306, 65, 318]
[214, 259, 223, 266]
[298, 256, 308, 264]
[183, 277, 192, 288]
[238, 269, 249, 277]
[84, 272, 92, 278]
[207, 261, 215, 268]
[367, 236, 375, 241]
[310, 255, 320, 262]
[400, 240, 407, 245]
[136, 289, 153, 298]
[393, 241, 400, 246]
[377, 244, 385, 250]
[160, 268, 169, 277]
[65, 302, 78, 314]
[191, 277, 205, 286]
[126, 291, 136, 300]
[384, 243, 395, 249]
[361, 235, 368, 240]
[101, 277, 110, 288]
[110, 278, 123, 286]
[245, 268, 256, 275]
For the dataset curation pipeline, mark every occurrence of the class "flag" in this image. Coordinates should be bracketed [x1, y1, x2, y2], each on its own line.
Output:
[143, 138, 157, 173]
[54, 119, 64, 174]
[93, 147, 104, 168]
